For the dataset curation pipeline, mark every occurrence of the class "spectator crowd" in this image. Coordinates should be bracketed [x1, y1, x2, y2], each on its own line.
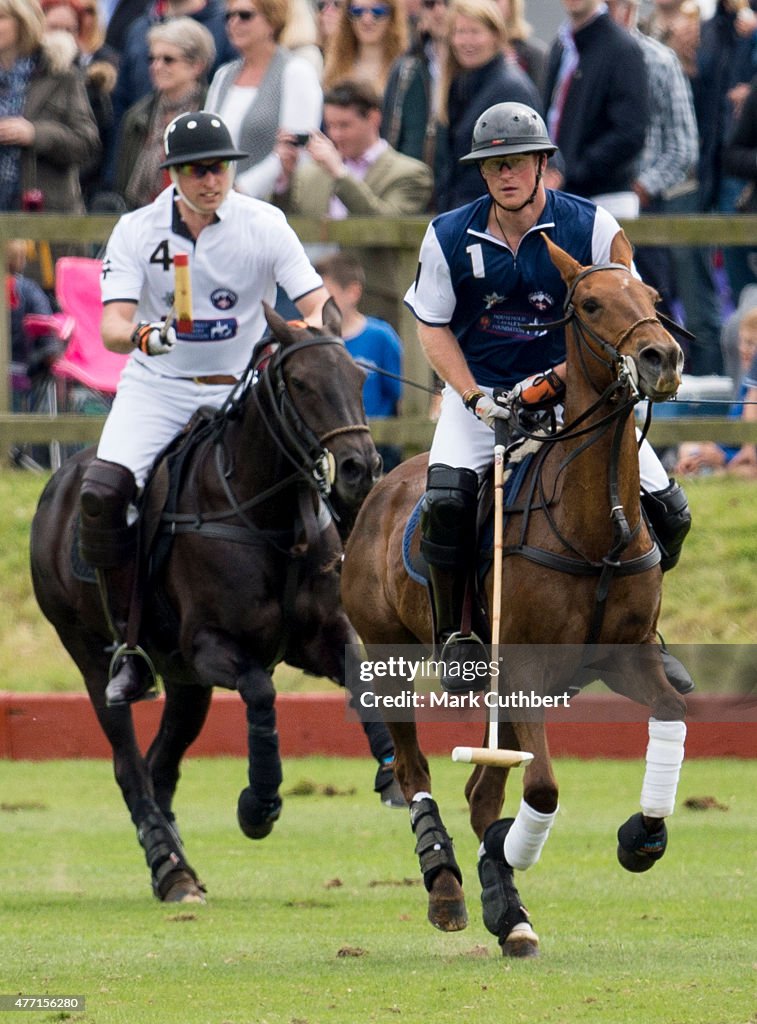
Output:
[4, 0, 757, 476]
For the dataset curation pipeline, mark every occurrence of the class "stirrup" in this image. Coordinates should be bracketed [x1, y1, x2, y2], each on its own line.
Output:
[106, 643, 160, 706]
[437, 631, 490, 694]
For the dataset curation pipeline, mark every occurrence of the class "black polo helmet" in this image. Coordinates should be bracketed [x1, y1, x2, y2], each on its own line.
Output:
[160, 112, 249, 168]
[460, 102, 557, 164]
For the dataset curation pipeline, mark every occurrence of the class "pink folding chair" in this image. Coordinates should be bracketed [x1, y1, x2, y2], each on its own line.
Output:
[21, 257, 129, 470]
[51, 256, 129, 394]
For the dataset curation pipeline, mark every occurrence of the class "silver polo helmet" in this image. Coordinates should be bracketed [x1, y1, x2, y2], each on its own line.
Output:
[460, 102, 557, 164]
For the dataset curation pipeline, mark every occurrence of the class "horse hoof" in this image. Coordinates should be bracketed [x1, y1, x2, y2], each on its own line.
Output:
[428, 898, 468, 932]
[163, 881, 207, 904]
[379, 778, 407, 809]
[160, 870, 207, 903]
[501, 922, 540, 958]
[617, 813, 668, 873]
[374, 761, 407, 808]
[428, 869, 468, 931]
[237, 790, 282, 840]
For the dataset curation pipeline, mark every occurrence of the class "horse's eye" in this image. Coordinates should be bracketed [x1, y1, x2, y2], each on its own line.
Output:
[582, 298, 601, 314]
[289, 376, 309, 394]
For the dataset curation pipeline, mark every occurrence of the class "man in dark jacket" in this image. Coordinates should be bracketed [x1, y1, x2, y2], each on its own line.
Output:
[544, 0, 648, 218]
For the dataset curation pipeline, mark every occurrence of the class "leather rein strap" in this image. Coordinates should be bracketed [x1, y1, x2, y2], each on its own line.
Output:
[160, 332, 368, 556]
[509, 261, 663, 643]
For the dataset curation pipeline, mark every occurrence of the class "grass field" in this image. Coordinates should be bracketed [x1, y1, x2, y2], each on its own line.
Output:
[0, 755, 755, 1024]
[1, 470, 756, 693]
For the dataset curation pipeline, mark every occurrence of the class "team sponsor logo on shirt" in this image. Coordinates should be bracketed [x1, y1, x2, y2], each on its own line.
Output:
[483, 292, 505, 309]
[211, 288, 238, 310]
[528, 290, 553, 311]
[177, 318, 238, 341]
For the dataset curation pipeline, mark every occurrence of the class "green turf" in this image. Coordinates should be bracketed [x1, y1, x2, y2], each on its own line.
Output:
[1, 470, 756, 693]
[0, 756, 754, 1024]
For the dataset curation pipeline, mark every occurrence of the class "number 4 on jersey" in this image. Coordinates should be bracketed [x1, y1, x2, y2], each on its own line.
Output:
[149, 240, 172, 271]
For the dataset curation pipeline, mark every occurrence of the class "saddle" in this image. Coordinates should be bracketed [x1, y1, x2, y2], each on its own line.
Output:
[402, 435, 545, 637]
[71, 405, 221, 587]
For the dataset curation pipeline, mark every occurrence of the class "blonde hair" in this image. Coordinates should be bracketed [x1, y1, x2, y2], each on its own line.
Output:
[438, 0, 506, 124]
[0, 0, 45, 55]
[6, 239, 29, 275]
[280, 0, 318, 50]
[75, 0, 107, 55]
[322, 0, 408, 95]
[499, 0, 531, 43]
[251, 0, 290, 41]
[148, 17, 216, 72]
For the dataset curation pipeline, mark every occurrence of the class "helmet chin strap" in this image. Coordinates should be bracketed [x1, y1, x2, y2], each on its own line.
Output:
[168, 166, 235, 215]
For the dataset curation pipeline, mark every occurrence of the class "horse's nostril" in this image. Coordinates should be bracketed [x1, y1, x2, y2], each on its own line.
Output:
[639, 346, 663, 373]
[339, 456, 365, 484]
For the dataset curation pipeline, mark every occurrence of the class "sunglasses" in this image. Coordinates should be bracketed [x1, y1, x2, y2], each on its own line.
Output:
[317, 0, 342, 9]
[224, 8, 258, 20]
[149, 53, 182, 64]
[421, 0, 447, 8]
[348, 4, 391, 17]
[176, 160, 232, 178]
[480, 154, 533, 176]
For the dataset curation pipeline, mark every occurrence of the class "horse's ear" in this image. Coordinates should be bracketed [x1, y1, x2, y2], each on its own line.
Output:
[322, 295, 343, 337]
[262, 301, 297, 346]
[609, 229, 633, 269]
[541, 232, 584, 286]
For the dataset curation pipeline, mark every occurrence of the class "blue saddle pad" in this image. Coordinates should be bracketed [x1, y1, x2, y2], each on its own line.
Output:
[402, 448, 538, 587]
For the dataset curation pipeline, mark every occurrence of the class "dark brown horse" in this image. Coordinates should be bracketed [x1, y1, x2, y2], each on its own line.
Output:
[341, 233, 689, 956]
[30, 302, 395, 902]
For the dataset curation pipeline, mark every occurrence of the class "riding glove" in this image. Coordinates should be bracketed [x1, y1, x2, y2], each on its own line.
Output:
[511, 368, 565, 409]
[462, 389, 512, 429]
[131, 321, 177, 356]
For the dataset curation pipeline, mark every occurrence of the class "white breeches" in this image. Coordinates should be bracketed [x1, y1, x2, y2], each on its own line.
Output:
[97, 358, 234, 487]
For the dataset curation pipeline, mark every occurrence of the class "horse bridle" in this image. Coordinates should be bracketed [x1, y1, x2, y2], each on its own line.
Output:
[251, 333, 371, 499]
[507, 260, 687, 643]
[161, 330, 372, 559]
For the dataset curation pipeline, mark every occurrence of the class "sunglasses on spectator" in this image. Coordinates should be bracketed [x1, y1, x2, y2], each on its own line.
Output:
[421, 0, 447, 7]
[225, 9, 258, 21]
[176, 160, 232, 178]
[149, 53, 183, 64]
[348, 4, 391, 18]
[480, 154, 533, 176]
[317, 0, 342, 9]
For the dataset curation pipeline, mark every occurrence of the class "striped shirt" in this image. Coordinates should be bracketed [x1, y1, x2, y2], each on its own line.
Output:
[633, 29, 698, 200]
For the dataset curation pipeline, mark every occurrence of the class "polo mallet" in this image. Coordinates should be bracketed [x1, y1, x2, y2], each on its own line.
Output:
[452, 416, 533, 769]
[173, 253, 193, 335]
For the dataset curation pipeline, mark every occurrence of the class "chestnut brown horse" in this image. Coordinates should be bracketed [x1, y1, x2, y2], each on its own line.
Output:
[342, 233, 688, 956]
[30, 302, 393, 902]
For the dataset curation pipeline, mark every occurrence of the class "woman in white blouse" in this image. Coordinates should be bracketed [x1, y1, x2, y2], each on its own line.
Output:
[205, 0, 323, 199]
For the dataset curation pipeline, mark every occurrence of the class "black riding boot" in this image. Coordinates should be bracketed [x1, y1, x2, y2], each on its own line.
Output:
[642, 479, 695, 695]
[421, 464, 488, 693]
[79, 459, 157, 706]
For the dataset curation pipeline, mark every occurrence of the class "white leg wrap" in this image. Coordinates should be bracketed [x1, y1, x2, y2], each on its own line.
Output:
[503, 799, 558, 871]
[640, 718, 686, 818]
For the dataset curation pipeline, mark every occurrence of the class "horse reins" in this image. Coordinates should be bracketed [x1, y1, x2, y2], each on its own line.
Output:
[252, 335, 371, 499]
[160, 330, 370, 555]
[505, 261, 671, 643]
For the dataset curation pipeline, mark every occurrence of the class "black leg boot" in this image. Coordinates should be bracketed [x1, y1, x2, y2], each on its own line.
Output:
[79, 459, 157, 706]
[421, 464, 488, 693]
[642, 479, 695, 695]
